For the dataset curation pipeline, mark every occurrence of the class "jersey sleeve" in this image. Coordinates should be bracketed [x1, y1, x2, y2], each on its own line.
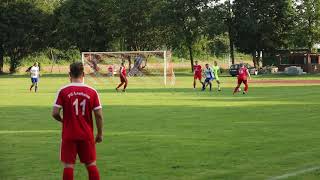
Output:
[93, 91, 102, 111]
[54, 90, 63, 108]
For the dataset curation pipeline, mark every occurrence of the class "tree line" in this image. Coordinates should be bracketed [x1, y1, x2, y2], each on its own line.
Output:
[0, 0, 320, 73]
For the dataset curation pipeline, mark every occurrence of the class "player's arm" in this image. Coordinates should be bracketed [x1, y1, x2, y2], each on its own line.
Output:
[52, 106, 63, 123]
[247, 69, 251, 80]
[93, 109, 104, 143]
[119, 67, 124, 78]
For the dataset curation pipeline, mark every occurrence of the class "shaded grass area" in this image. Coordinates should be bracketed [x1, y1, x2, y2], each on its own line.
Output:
[0, 75, 320, 180]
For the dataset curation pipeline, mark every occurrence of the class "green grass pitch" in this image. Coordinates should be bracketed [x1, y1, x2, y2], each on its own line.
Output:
[1, 74, 320, 180]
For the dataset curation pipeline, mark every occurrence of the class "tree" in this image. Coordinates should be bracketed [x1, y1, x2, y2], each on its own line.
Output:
[157, 0, 209, 71]
[294, 0, 320, 51]
[203, 2, 233, 59]
[0, 1, 50, 72]
[112, 0, 165, 51]
[233, 0, 295, 67]
[54, 0, 115, 52]
[0, 1, 5, 73]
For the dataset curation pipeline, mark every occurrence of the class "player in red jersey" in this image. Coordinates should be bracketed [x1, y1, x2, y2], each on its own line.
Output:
[233, 63, 251, 95]
[116, 62, 128, 92]
[52, 62, 104, 180]
[193, 61, 204, 89]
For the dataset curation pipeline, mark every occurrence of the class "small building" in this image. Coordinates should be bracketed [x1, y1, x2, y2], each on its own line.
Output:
[264, 49, 320, 73]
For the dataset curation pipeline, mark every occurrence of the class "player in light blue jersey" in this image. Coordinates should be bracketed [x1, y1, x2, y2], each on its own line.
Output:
[202, 64, 214, 91]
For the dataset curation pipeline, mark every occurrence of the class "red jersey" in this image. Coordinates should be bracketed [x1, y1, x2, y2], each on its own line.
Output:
[108, 66, 113, 73]
[54, 83, 102, 141]
[121, 66, 126, 77]
[238, 67, 248, 80]
[194, 65, 202, 75]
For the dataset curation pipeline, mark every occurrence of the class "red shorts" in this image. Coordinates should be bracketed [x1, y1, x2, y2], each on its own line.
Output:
[60, 140, 96, 164]
[238, 79, 248, 85]
[120, 76, 127, 83]
[194, 74, 202, 80]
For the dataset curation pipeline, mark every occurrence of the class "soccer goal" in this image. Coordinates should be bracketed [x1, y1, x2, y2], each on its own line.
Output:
[81, 51, 175, 86]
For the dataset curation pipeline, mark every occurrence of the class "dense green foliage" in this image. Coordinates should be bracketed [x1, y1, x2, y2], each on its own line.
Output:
[233, 0, 295, 66]
[1, 0, 320, 72]
[293, 0, 320, 50]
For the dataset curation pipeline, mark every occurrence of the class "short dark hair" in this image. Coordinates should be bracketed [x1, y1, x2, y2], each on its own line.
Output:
[70, 62, 84, 78]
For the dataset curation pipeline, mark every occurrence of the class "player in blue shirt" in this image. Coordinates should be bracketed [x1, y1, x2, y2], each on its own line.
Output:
[202, 64, 215, 91]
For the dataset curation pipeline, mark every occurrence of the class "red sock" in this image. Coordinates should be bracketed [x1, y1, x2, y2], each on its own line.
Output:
[63, 168, 74, 180]
[87, 165, 100, 180]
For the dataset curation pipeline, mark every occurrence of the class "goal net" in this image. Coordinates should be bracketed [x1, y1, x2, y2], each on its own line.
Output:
[81, 51, 175, 87]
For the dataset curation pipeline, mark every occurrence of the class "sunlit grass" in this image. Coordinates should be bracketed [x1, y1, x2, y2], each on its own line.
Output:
[0, 74, 320, 180]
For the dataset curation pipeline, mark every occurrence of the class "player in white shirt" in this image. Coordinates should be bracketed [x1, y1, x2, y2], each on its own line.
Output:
[29, 62, 40, 92]
[202, 64, 215, 91]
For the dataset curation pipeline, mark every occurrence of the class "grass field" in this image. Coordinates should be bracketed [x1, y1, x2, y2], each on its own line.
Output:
[1, 74, 320, 180]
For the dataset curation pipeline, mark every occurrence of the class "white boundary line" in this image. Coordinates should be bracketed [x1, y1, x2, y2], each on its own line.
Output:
[268, 166, 320, 180]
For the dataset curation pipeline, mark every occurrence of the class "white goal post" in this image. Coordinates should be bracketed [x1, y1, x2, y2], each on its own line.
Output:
[81, 51, 175, 86]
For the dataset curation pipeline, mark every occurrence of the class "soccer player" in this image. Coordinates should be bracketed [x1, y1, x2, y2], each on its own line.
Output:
[116, 62, 128, 92]
[52, 62, 104, 180]
[233, 63, 251, 95]
[29, 62, 40, 92]
[107, 65, 114, 77]
[212, 61, 221, 91]
[202, 64, 215, 91]
[193, 61, 204, 89]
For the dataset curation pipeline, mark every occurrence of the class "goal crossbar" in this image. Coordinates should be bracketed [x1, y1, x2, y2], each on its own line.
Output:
[82, 51, 167, 55]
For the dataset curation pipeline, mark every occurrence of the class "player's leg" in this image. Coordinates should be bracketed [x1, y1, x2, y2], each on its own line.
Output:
[199, 78, 204, 86]
[243, 80, 249, 94]
[209, 81, 212, 91]
[30, 84, 34, 91]
[63, 163, 74, 180]
[123, 78, 128, 92]
[233, 79, 242, 95]
[216, 80, 221, 91]
[30, 78, 35, 91]
[34, 79, 38, 92]
[78, 140, 100, 180]
[116, 79, 124, 91]
[86, 162, 100, 180]
[116, 82, 124, 89]
[193, 77, 196, 89]
[202, 79, 208, 91]
[60, 140, 77, 180]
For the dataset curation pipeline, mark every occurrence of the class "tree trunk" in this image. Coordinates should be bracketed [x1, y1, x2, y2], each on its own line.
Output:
[308, 16, 313, 53]
[252, 51, 258, 68]
[229, 33, 235, 65]
[9, 56, 18, 73]
[0, 45, 4, 73]
[188, 45, 194, 72]
[227, 0, 235, 65]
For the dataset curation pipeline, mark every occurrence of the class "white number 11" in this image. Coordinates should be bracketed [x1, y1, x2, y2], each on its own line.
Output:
[73, 98, 86, 116]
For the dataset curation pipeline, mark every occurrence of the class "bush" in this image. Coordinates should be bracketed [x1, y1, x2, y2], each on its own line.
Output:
[19, 48, 81, 67]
